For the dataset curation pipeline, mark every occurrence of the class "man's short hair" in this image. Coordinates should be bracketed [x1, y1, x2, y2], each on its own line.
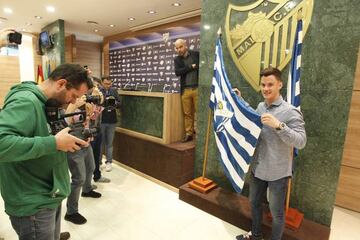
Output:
[260, 67, 282, 81]
[101, 76, 112, 82]
[48, 64, 91, 89]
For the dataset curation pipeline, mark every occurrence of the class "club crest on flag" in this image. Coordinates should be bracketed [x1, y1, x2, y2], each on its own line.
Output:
[225, 0, 313, 91]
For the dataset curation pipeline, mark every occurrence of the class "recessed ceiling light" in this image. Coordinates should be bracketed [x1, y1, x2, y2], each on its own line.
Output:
[34, 16, 42, 19]
[46, 6, 55, 13]
[172, 3, 181, 7]
[3, 8, 13, 14]
[128, 17, 135, 21]
[147, 10, 156, 14]
[109, 24, 115, 27]
[94, 29, 99, 32]
[25, 22, 32, 26]
[22, 28, 26, 31]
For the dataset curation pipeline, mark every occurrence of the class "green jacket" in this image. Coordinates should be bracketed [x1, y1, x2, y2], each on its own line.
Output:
[0, 81, 70, 217]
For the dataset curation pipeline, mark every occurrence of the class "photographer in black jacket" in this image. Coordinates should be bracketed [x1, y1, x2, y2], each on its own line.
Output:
[99, 77, 121, 172]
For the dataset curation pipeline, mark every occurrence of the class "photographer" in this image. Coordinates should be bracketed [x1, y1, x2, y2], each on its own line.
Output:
[64, 82, 103, 225]
[99, 77, 121, 172]
[0, 63, 90, 240]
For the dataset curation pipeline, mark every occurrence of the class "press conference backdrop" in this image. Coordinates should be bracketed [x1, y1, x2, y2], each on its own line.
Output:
[109, 23, 200, 93]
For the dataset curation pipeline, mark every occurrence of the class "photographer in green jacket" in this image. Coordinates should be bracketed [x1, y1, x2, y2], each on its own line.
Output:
[0, 62, 90, 240]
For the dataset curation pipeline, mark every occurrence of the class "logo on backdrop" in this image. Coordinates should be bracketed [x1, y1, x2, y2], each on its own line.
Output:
[225, 0, 313, 91]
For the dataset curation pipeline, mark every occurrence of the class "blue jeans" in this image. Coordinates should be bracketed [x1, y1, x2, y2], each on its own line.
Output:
[67, 146, 95, 215]
[100, 123, 116, 164]
[9, 205, 61, 240]
[249, 174, 288, 240]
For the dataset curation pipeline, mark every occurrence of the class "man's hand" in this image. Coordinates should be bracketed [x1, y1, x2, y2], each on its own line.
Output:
[232, 88, 241, 97]
[261, 113, 281, 129]
[55, 127, 89, 152]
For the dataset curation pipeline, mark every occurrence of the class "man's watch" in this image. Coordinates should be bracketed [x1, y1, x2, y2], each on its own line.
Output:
[276, 122, 286, 130]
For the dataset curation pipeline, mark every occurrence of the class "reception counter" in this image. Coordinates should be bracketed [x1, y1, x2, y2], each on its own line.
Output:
[117, 90, 184, 144]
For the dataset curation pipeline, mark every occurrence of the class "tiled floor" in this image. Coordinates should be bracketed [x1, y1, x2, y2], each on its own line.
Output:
[0, 162, 359, 240]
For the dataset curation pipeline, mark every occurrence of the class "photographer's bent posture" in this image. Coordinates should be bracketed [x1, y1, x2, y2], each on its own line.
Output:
[64, 81, 103, 225]
[0, 61, 90, 239]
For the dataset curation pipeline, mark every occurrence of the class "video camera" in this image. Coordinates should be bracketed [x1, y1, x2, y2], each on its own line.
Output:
[104, 96, 117, 110]
[45, 99, 97, 141]
[85, 94, 101, 105]
[7, 31, 22, 45]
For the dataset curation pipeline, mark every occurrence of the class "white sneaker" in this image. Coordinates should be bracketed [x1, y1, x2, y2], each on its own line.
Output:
[105, 163, 112, 172]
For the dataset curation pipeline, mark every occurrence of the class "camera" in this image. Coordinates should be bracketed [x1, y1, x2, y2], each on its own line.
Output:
[45, 99, 98, 141]
[8, 31, 22, 45]
[104, 96, 117, 110]
[85, 95, 101, 105]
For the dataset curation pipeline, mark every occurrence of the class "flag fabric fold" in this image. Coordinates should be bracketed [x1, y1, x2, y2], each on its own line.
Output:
[37, 65, 44, 84]
[287, 19, 303, 110]
[287, 19, 303, 157]
[209, 38, 262, 193]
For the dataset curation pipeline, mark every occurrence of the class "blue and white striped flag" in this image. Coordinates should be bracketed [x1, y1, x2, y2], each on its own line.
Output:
[287, 19, 303, 157]
[287, 19, 303, 109]
[209, 38, 262, 193]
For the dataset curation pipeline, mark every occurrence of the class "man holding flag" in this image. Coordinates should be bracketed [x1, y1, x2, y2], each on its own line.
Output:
[235, 67, 306, 240]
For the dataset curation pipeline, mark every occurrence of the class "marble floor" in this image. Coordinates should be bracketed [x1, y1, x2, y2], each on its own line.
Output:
[0, 162, 359, 240]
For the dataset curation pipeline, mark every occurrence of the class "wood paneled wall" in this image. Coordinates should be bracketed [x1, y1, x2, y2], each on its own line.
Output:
[65, 36, 102, 78]
[335, 46, 360, 212]
[0, 56, 20, 107]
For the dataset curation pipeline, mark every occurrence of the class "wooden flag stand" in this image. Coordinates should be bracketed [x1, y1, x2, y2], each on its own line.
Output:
[188, 110, 217, 193]
[284, 178, 304, 230]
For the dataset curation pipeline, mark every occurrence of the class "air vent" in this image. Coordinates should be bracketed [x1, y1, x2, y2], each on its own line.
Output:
[87, 21, 99, 25]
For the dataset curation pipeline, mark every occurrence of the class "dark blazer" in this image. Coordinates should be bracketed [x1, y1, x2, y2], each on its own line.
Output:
[174, 50, 200, 94]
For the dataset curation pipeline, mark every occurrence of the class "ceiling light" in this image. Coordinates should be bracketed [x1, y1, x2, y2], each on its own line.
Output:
[147, 10, 156, 14]
[128, 17, 135, 21]
[34, 16, 42, 19]
[3, 8, 13, 14]
[46, 6, 55, 13]
[172, 3, 181, 7]
[94, 29, 99, 32]
[25, 22, 32, 26]
[109, 24, 115, 27]
[22, 28, 26, 31]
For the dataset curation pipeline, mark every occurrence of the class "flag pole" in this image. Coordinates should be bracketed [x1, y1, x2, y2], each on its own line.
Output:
[188, 28, 224, 194]
[201, 28, 222, 179]
[201, 109, 213, 179]
[283, 11, 305, 230]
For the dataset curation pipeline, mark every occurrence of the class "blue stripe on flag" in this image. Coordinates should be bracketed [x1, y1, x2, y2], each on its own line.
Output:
[209, 37, 262, 193]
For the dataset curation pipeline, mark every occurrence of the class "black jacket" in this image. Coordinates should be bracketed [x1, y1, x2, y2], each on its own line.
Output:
[174, 50, 200, 94]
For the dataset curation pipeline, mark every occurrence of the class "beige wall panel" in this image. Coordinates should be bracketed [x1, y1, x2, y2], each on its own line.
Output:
[73, 40, 101, 78]
[0, 56, 20, 107]
[335, 166, 360, 212]
[353, 47, 360, 90]
[342, 91, 360, 168]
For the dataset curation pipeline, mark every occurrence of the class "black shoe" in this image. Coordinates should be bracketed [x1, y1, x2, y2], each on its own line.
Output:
[81, 190, 102, 198]
[181, 135, 193, 142]
[60, 232, 71, 240]
[64, 213, 87, 225]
